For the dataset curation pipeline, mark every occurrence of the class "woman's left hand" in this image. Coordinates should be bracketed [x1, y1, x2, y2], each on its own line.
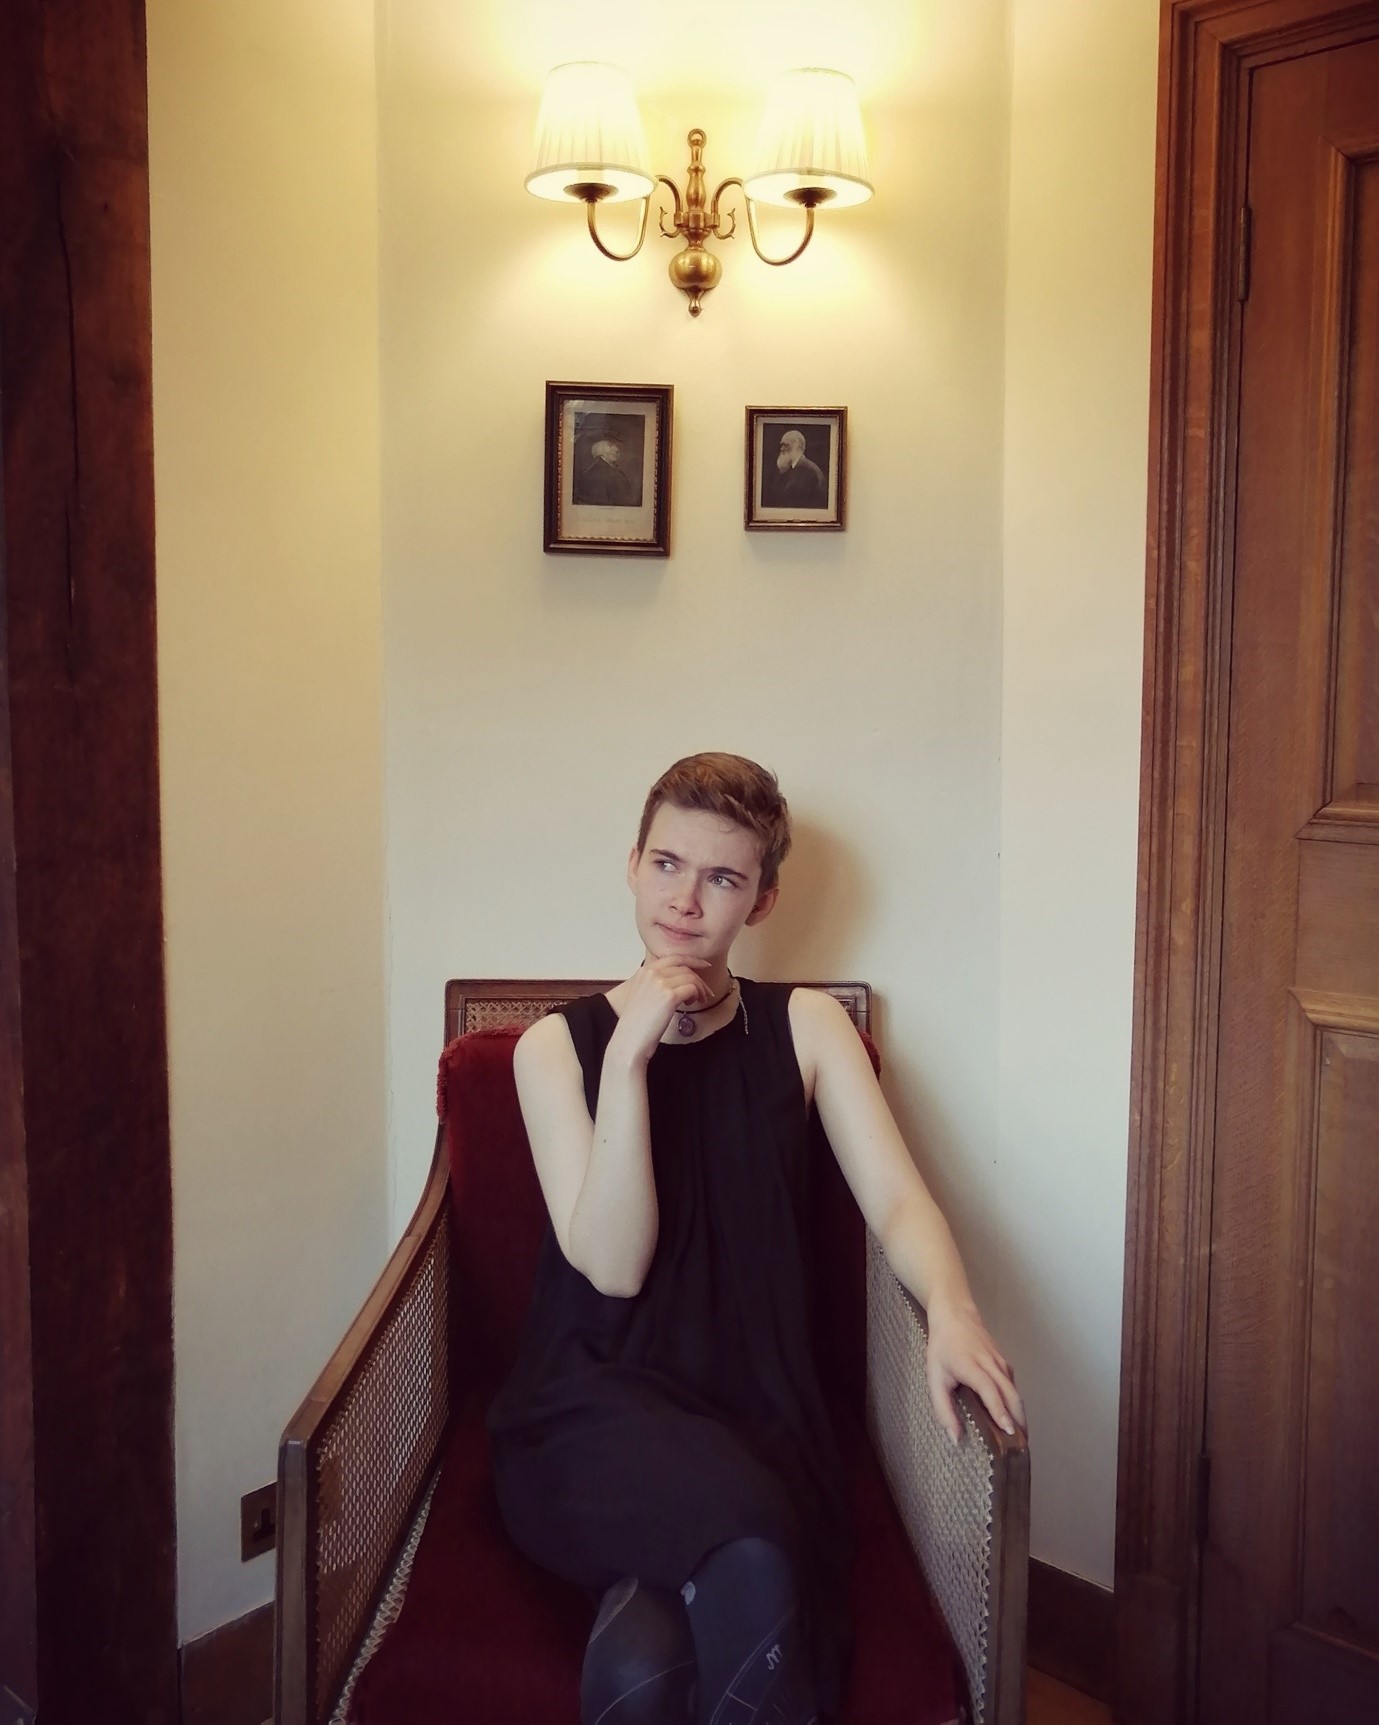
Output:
[924, 1299, 1026, 1444]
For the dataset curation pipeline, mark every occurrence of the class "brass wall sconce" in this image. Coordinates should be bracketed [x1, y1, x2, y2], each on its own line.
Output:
[525, 63, 873, 317]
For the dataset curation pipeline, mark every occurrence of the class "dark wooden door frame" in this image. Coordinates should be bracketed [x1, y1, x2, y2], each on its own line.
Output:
[0, 2, 178, 1720]
[1114, 4, 1379, 1723]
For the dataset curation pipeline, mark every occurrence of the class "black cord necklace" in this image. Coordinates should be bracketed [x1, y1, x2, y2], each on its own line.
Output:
[676, 974, 737, 1038]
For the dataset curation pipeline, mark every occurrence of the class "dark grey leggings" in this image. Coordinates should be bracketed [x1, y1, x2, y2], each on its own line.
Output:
[579, 1537, 818, 1725]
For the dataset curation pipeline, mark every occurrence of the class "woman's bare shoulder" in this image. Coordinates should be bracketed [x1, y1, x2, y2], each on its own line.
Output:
[786, 984, 853, 1036]
[514, 1008, 577, 1073]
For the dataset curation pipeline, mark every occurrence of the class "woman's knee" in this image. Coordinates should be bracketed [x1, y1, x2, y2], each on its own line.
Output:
[581, 1578, 694, 1725]
[686, 1535, 799, 1613]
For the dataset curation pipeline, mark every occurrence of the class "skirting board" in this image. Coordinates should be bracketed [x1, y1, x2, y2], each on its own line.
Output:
[180, 1602, 273, 1725]
[1028, 1559, 1114, 1703]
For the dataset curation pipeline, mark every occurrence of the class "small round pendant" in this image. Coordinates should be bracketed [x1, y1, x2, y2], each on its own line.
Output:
[676, 1011, 696, 1038]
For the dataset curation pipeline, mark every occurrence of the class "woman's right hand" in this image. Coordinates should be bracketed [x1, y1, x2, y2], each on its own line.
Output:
[610, 956, 712, 1064]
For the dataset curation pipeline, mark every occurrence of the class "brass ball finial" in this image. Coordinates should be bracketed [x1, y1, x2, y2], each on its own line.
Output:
[669, 242, 721, 314]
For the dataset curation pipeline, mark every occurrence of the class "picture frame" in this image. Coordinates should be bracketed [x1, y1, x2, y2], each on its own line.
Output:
[544, 381, 674, 556]
[744, 406, 847, 531]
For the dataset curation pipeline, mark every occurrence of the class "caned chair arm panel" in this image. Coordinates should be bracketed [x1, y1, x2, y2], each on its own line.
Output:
[276, 1130, 453, 1725]
[865, 1234, 1029, 1725]
[327, 1469, 443, 1725]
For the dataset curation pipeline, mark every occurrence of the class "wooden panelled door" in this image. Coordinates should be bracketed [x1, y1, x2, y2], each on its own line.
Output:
[1199, 26, 1379, 1723]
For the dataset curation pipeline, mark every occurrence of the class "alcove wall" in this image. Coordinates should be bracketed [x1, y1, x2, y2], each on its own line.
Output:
[149, 0, 1156, 1641]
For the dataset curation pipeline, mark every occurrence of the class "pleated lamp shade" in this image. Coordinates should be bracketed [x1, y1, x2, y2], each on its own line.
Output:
[525, 62, 655, 204]
[744, 68, 873, 209]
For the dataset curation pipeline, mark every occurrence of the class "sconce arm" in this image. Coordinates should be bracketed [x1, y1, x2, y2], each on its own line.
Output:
[586, 194, 652, 262]
[655, 175, 685, 239]
[708, 180, 739, 242]
[584, 177, 684, 254]
[717, 178, 816, 266]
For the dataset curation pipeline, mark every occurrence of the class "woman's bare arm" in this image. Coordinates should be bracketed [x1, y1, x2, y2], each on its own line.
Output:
[789, 987, 1025, 1441]
[513, 959, 711, 1298]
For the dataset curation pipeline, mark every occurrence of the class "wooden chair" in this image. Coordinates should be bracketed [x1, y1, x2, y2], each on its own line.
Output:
[275, 979, 1029, 1725]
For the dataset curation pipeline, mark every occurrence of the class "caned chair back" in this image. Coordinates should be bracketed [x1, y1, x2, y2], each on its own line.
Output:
[443, 978, 871, 1041]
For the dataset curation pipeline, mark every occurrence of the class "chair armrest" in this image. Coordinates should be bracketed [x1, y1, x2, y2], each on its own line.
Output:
[275, 1127, 453, 1725]
[865, 1233, 1029, 1725]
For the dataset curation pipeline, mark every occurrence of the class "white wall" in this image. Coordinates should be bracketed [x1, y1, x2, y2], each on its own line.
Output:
[998, 0, 1158, 1585]
[146, 0, 1158, 1635]
[377, 0, 1158, 1592]
[375, 0, 1014, 1325]
[148, 0, 388, 1641]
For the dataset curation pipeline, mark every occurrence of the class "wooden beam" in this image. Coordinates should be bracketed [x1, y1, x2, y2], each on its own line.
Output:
[0, 1, 177, 1718]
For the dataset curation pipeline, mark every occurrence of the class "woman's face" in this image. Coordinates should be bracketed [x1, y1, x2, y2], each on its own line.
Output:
[627, 803, 776, 967]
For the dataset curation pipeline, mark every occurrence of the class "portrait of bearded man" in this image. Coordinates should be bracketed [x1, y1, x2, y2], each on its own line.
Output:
[763, 427, 827, 509]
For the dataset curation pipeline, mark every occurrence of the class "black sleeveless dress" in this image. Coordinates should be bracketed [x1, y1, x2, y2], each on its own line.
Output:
[487, 979, 853, 1713]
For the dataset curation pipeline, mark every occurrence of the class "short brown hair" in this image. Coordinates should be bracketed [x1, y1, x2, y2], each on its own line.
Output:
[636, 753, 792, 893]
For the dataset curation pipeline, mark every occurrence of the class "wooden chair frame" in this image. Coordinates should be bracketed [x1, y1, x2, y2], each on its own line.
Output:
[276, 980, 1029, 1725]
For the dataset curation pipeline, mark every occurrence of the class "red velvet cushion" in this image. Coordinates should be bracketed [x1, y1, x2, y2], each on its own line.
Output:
[349, 1020, 961, 1724]
[808, 1027, 879, 1420]
[841, 1420, 966, 1723]
[437, 1029, 549, 1404]
[349, 1418, 591, 1725]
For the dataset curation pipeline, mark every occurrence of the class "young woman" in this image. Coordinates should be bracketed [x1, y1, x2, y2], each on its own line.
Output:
[488, 754, 1023, 1725]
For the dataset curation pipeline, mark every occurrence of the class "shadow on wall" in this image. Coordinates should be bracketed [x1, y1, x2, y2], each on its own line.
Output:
[737, 817, 873, 983]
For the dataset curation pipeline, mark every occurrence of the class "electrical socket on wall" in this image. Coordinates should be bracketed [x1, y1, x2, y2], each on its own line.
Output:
[240, 1482, 276, 1561]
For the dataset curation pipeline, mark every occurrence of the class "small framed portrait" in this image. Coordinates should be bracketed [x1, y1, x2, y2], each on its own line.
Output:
[544, 381, 674, 556]
[744, 406, 847, 531]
